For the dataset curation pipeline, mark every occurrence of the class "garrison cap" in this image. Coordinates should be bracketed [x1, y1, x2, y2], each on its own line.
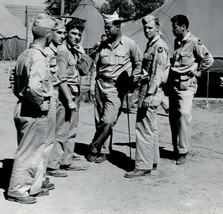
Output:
[103, 11, 120, 24]
[142, 15, 156, 25]
[33, 14, 56, 29]
[54, 18, 65, 30]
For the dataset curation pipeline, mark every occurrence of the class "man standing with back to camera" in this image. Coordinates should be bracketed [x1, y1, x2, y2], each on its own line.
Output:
[169, 15, 214, 165]
[7, 14, 56, 204]
[88, 11, 142, 163]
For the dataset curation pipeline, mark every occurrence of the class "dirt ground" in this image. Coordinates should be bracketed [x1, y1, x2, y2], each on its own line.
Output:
[0, 60, 223, 214]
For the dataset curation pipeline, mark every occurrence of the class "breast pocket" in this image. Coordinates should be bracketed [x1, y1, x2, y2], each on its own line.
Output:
[115, 54, 126, 65]
[142, 53, 153, 71]
[180, 52, 193, 66]
[67, 58, 76, 76]
[111, 48, 127, 64]
[100, 53, 109, 65]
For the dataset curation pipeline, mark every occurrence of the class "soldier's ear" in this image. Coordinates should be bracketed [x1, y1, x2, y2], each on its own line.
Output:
[46, 31, 52, 38]
[181, 24, 187, 30]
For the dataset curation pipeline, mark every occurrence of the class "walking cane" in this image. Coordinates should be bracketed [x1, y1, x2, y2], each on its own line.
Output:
[125, 92, 132, 159]
[206, 69, 210, 110]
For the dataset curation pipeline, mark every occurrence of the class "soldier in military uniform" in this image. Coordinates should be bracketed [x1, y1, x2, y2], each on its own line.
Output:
[7, 14, 56, 204]
[169, 15, 214, 165]
[88, 12, 142, 163]
[46, 18, 92, 172]
[44, 19, 68, 178]
[125, 15, 170, 178]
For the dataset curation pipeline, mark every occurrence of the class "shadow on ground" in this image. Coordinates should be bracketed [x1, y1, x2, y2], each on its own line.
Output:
[108, 150, 135, 172]
[75, 142, 135, 171]
[109, 141, 135, 171]
[74, 142, 90, 157]
[113, 142, 136, 149]
[159, 147, 176, 160]
[71, 142, 176, 172]
[0, 159, 14, 195]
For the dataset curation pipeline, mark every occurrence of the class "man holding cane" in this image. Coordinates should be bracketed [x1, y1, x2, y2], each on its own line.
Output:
[88, 12, 142, 163]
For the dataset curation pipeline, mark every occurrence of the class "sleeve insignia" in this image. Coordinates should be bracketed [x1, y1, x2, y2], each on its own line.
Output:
[158, 47, 163, 53]
[198, 39, 202, 45]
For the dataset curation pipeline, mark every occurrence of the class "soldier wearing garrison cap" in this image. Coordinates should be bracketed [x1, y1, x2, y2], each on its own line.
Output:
[169, 15, 214, 165]
[88, 11, 142, 163]
[33, 13, 56, 29]
[125, 15, 170, 178]
[44, 19, 68, 178]
[7, 14, 56, 204]
[48, 17, 92, 172]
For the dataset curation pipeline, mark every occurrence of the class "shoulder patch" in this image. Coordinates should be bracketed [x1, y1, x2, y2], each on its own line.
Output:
[158, 47, 163, 53]
[198, 39, 202, 45]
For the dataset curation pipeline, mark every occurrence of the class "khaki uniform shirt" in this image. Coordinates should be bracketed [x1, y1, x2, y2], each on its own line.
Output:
[90, 35, 142, 90]
[171, 32, 214, 75]
[45, 43, 60, 87]
[57, 41, 92, 93]
[141, 34, 170, 95]
[15, 44, 53, 109]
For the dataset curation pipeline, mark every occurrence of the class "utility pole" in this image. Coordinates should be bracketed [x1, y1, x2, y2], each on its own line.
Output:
[61, 0, 65, 15]
[25, 6, 29, 49]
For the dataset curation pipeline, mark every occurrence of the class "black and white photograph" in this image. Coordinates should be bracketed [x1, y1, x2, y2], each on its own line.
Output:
[0, 0, 222, 213]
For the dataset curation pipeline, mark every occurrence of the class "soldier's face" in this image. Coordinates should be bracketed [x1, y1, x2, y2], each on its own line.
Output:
[172, 22, 183, 38]
[67, 28, 83, 46]
[143, 20, 159, 40]
[104, 22, 119, 39]
[52, 27, 66, 46]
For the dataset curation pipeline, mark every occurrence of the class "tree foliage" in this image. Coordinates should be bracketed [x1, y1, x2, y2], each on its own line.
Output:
[99, 0, 165, 20]
[45, 0, 81, 15]
[133, 0, 165, 19]
[99, 0, 135, 20]
[44, 0, 165, 20]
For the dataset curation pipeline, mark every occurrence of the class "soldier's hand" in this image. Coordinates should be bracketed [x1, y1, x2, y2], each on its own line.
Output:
[195, 70, 202, 78]
[9, 68, 15, 90]
[68, 100, 77, 111]
[142, 95, 153, 108]
[89, 89, 95, 103]
[41, 100, 50, 112]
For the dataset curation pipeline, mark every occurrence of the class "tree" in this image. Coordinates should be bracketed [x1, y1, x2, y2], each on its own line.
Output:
[99, 0, 135, 20]
[132, 0, 165, 19]
[45, 0, 81, 15]
[99, 0, 165, 21]
[44, 0, 165, 20]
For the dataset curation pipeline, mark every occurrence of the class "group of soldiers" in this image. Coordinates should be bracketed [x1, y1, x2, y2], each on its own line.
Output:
[6, 11, 214, 204]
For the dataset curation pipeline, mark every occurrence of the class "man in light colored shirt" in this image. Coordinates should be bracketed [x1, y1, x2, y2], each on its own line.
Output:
[7, 14, 56, 204]
[44, 19, 68, 178]
[125, 15, 170, 178]
[47, 18, 92, 172]
[169, 15, 214, 165]
[88, 12, 142, 163]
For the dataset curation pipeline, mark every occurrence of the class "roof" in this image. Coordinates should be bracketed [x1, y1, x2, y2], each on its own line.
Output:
[122, 0, 223, 57]
[0, 5, 26, 40]
[4, 4, 46, 26]
[71, 0, 105, 49]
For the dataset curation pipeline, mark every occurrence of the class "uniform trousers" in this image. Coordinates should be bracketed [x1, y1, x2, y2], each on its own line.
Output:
[47, 91, 80, 169]
[42, 90, 57, 177]
[169, 77, 197, 154]
[90, 79, 123, 154]
[8, 100, 49, 197]
[135, 86, 164, 170]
